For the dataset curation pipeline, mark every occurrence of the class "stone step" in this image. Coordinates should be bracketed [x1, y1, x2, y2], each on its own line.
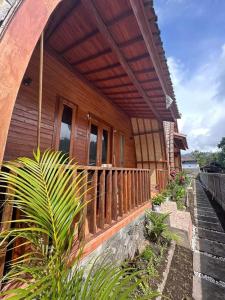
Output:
[194, 211, 217, 218]
[195, 215, 219, 223]
[193, 276, 225, 300]
[196, 220, 223, 232]
[196, 228, 225, 244]
[196, 238, 225, 258]
[193, 252, 225, 281]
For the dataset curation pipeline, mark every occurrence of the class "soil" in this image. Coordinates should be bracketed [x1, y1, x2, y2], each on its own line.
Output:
[162, 245, 193, 300]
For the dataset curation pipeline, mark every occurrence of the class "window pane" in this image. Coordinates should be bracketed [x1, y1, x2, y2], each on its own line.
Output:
[120, 135, 125, 167]
[89, 124, 98, 165]
[102, 129, 108, 164]
[59, 105, 72, 156]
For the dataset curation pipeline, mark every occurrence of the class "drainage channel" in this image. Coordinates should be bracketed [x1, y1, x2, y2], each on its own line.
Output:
[192, 180, 225, 300]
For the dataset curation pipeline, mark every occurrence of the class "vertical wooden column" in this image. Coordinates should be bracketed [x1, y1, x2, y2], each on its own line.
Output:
[118, 170, 123, 216]
[112, 170, 118, 221]
[78, 173, 88, 241]
[99, 170, 106, 229]
[123, 171, 128, 213]
[106, 170, 112, 225]
[37, 32, 44, 148]
[89, 170, 97, 234]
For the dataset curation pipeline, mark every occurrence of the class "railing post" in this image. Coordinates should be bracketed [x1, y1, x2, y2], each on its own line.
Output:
[78, 173, 88, 241]
[118, 170, 123, 217]
[112, 170, 118, 221]
[89, 170, 97, 234]
[99, 169, 106, 229]
[106, 170, 112, 225]
[127, 170, 132, 211]
[123, 171, 128, 213]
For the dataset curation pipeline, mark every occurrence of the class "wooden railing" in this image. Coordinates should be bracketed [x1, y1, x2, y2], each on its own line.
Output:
[199, 172, 225, 211]
[76, 166, 151, 239]
[157, 169, 169, 192]
[0, 166, 151, 278]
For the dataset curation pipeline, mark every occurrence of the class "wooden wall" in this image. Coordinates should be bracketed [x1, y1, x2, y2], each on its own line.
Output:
[131, 118, 168, 186]
[4, 46, 136, 167]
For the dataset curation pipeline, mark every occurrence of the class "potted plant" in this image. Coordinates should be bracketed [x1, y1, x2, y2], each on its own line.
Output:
[152, 194, 164, 212]
[161, 189, 171, 202]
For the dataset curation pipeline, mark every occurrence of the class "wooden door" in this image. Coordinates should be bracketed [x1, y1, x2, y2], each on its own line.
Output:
[88, 118, 111, 166]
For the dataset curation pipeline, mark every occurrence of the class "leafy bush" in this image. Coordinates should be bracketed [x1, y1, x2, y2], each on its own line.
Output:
[152, 193, 165, 206]
[0, 149, 141, 299]
[145, 211, 179, 243]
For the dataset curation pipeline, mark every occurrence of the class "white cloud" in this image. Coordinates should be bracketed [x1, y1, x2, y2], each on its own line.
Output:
[169, 44, 225, 152]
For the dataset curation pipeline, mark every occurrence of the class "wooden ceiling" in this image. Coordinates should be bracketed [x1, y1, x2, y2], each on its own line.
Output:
[45, 0, 180, 121]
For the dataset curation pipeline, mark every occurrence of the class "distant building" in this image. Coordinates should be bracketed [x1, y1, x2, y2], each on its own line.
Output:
[182, 155, 199, 171]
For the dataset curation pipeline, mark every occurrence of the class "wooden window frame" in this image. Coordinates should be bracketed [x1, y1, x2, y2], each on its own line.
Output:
[87, 114, 112, 166]
[54, 97, 77, 158]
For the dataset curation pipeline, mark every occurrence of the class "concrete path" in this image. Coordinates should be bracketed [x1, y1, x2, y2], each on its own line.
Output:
[193, 180, 225, 300]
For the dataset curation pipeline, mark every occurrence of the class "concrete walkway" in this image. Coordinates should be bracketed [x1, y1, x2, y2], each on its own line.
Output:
[193, 180, 225, 300]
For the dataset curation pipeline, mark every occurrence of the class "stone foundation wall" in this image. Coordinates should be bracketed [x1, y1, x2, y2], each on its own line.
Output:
[81, 211, 149, 267]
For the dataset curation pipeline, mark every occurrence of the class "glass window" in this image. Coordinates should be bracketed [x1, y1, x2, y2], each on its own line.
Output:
[89, 124, 98, 165]
[102, 129, 108, 164]
[59, 105, 73, 156]
[120, 135, 125, 167]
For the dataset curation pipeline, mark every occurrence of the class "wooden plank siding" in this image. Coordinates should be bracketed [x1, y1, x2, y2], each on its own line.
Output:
[3, 46, 136, 167]
[131, 117, 168, 188]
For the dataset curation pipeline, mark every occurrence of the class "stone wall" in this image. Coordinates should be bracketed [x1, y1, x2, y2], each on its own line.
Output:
[81, 211, 148, 268]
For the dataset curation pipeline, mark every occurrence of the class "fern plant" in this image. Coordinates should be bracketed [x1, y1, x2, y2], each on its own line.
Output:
[0, 149, 140, 299]
[145, 211, 179, 243]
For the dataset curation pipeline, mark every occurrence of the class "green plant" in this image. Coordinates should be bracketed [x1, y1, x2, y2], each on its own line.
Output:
[0, 149, 140, 299]
[152, 193, 164, 206]
[145, 211, 179, 243]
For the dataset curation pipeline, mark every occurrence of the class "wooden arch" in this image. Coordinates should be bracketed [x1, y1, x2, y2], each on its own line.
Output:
[0, 0, 61, 164]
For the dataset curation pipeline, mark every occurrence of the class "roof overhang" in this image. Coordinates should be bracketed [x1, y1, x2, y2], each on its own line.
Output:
[43, 0, 180, 121]
[174, 132, 188, 150]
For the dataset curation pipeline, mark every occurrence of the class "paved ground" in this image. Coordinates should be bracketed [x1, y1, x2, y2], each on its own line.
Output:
[193, 180, 225, 300]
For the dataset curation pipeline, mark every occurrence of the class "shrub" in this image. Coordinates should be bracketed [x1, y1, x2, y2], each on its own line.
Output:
[145, 211, 179, 243]
[152, 193, 165, 206]
[0, 149, 141, 299]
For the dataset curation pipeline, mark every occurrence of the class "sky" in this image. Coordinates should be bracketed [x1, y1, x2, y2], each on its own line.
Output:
[154, 0, 225, 153]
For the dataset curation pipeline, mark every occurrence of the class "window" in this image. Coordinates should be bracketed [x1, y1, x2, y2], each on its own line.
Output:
[55, 98, 76, 158]
[59, 105, 73, 156]
[120, 134, 125, 167]
[89, 124, 98, 166]
[102, 129, 108, 164]
[88, 118, 111, 166]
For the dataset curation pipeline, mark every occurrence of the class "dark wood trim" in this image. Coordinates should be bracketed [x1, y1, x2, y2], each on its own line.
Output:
[81, 0, 162, 121]
[104, 90, 138, 96]
[135, 67, 155, 74]
[82, 63, 121, 76]
[93, 73, 128, 82]
[60, 29, 99, 55]
[100, 83, 134, 90]
[72, 48, 112, 66]
[139, 77, 158, 84]
[45, 0, 80, 41]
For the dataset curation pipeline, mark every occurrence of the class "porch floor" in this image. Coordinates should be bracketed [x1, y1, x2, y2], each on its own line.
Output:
[193, 180, 225, 300]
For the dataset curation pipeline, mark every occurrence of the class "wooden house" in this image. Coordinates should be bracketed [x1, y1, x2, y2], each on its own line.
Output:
[0, 0, 187, 277]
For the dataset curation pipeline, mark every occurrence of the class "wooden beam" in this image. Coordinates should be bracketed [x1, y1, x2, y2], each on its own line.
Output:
[45, 0, 80, 41]
[119, 35, 143, 48]
[81, 0, 162, 121]
[72, 48, 112, 66]
[135, 67, 155, 74]
[105, 90, 138, 96]
[139, 77, 158, 84]
[130, 0, 176, 121]
[82, 62, 121, 75]
[37, 32, 44, 148]
[128, 52, 149, 64]
[100, 83, 133, 90]
[46, 46, 128, 116]
[60, 29, 99, 55]
[93, 73, 128, 82]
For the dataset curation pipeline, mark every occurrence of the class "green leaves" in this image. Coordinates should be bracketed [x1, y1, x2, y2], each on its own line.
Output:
[0, 149, 141, 299]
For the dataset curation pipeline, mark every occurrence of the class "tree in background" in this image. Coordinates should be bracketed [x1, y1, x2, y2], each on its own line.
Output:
[217, 137, 225, 168]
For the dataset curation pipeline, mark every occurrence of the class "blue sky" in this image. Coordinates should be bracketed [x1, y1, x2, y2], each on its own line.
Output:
[154, 0, 225, 152]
